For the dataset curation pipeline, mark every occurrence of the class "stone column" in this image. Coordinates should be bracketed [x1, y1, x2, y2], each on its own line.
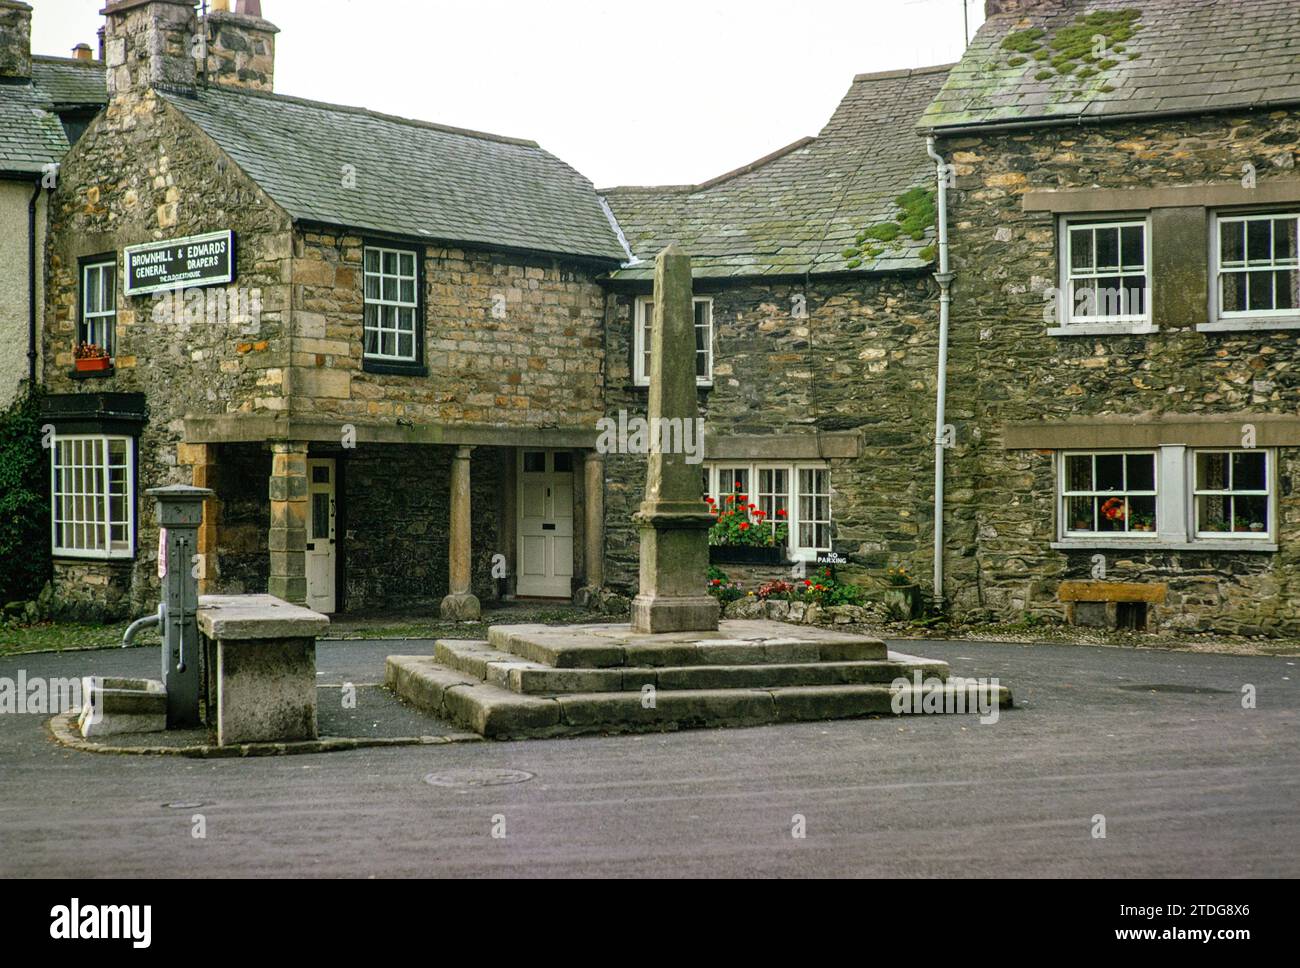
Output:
[582, 450, 605, 594]
[268, 441, 308, 605]
[180, 443, 221, 595]
[631, 245, 719, 633]
[441, 445, 481, 620]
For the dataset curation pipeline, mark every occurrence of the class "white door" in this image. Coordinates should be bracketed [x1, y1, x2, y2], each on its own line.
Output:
[516, 450, 574, 598]
[306, 458, 337, 613]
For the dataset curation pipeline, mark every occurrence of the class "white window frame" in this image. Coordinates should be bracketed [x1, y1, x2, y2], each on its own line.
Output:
[363, 245, 419, 363]
[81, 259, 116, 354]
[50, 435, 135, 560]
[1052, 216, 1154, 335]
[1053, 446, 1276, 551]
[1192, 449, 1274, 540]
[705, 461, 830, 559]
[1208, 211, 1300, 330]
[1059, 450, 1160, 538]
[634, 296, 713, 387]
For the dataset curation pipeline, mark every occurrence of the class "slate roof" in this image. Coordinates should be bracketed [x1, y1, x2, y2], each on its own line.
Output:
[921, 0, 1300, 130]
[159, 85, 626, 262]
[31, 55, 107, 108]
[0, 79, 68, 174]
[603, 65, 951, 280]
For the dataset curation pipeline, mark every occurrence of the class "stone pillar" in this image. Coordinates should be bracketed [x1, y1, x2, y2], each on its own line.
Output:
[440, 445, 481, 621]
[580, 450, 605, 599]
[268, 440, 308, 605]
[631, 245, 719, 633]
[179, 442, 220, 595]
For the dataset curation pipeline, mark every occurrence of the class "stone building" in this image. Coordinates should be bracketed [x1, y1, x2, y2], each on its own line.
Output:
[602, 66, 949, 591]
[0, 0, 104, 408]
[921, 0, 1300, 633]
[40, 0, 625, 619]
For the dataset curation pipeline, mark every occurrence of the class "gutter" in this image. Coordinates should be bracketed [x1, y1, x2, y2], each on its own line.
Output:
[925, 136, 952, 609]
[28, 177, 41, 386]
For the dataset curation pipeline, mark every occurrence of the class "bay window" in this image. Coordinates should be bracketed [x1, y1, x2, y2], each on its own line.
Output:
[51, 435, 134, 559]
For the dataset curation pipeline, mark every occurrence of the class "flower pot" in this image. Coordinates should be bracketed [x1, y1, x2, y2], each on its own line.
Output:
[74, 356, 112, 373]
[709, 545, 784, 566]
[880, 583, 919, 620]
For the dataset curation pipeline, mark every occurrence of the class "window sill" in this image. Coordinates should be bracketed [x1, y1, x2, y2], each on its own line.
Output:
[1199, 317, 1300, 333]
[362, 359, 428, 377]
[1046, 322, 1158, 337]
[1052, 538, 1277, 553]
[69, 366, 115, 380]
[632, 381, 714, 390]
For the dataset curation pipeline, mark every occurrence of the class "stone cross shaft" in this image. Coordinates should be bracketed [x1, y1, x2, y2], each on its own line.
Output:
[630, 245, 720, 633]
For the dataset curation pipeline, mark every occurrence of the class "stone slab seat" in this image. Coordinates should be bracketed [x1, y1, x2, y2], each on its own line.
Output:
[485, 620, 889, 668]
[434, 638, 950, 695]
[385, 655, 1011, 740]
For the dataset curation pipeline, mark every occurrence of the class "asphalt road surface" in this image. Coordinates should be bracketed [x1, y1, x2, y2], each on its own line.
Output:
[1, 638, 1297, 877]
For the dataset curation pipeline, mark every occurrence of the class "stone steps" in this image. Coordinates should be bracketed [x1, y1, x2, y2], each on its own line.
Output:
[485, 621, 889, 668]
[386, 654, 1011, 740]
[434, 638, 949, 695]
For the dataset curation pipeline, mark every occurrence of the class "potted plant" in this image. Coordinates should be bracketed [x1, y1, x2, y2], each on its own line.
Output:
[1249, 521, 1266, 533]
[74, 342, 111, 373]
[1130, 512, 1155, 533]
[706, 493, 788, 565]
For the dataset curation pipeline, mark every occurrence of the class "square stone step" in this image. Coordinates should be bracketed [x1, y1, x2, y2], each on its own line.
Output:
[486, 621, 888, 669]
[435, 639, 947, 694]
[386, 655, 1011, 739]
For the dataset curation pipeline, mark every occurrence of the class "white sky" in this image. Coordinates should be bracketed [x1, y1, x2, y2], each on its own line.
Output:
[31, 0, 983, 187]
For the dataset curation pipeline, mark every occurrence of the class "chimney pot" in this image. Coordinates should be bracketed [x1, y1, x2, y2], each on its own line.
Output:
[73, 42, 94, 60]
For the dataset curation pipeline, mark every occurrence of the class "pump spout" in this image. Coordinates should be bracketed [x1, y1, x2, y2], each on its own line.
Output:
[123, 606, 163, 648]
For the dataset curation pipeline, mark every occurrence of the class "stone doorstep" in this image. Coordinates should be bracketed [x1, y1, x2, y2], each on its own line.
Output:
[385, 655, 1011, 740]
[434, 638, 948, 695]
[484, 623, 888, 669]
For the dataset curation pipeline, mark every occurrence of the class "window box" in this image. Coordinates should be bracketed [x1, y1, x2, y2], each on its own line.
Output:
[74, 356, 113, 373]
[709, 545, 786, 566]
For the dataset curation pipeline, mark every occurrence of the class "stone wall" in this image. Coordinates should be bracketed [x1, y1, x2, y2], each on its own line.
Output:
[0, 180, 45, 408]
[42, 87, 293, 615]
[602, 274, 941, 595]
[289, 233, 607, 430]
[938, 106, 1300, 634]
[341, 443, 503, 610]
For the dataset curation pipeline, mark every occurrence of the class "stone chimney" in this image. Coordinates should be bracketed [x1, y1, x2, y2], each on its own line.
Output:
[102, 0, 199, 97]
[205, 0, 278, 91]
[72, 43, 95, 61]
[985, 0, 1065, 16]
[0, 0, 32, 80]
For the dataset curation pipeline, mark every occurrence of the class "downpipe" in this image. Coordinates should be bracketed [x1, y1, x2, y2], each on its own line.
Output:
[926, 136, 953, 610]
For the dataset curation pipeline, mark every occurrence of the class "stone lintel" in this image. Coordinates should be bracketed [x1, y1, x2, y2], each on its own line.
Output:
[1057, 581, 1168, 604]
[1003, 413, 1300, 450]
[184, 414, 599, 449]
[704, 431, 862, 461]
[1023, 179, 1300, 214]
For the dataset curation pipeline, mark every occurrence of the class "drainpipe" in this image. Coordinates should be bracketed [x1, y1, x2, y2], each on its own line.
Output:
[926, 136, 952, 608]
[28, 178, 41, 386]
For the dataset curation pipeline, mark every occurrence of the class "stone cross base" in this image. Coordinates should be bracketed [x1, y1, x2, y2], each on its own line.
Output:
[630, 511, 719, 633]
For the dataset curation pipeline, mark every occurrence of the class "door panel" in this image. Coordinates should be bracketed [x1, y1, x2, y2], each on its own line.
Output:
[305, 458, 336, 613]
[516, 450, 576, 597]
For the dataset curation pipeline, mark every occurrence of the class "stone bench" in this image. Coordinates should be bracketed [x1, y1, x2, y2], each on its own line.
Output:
[198, 594, 329, 747]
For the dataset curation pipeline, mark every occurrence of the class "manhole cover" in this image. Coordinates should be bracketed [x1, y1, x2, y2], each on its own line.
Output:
[423, 769, 534, 788]
[1118, 684, 1232, 695]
